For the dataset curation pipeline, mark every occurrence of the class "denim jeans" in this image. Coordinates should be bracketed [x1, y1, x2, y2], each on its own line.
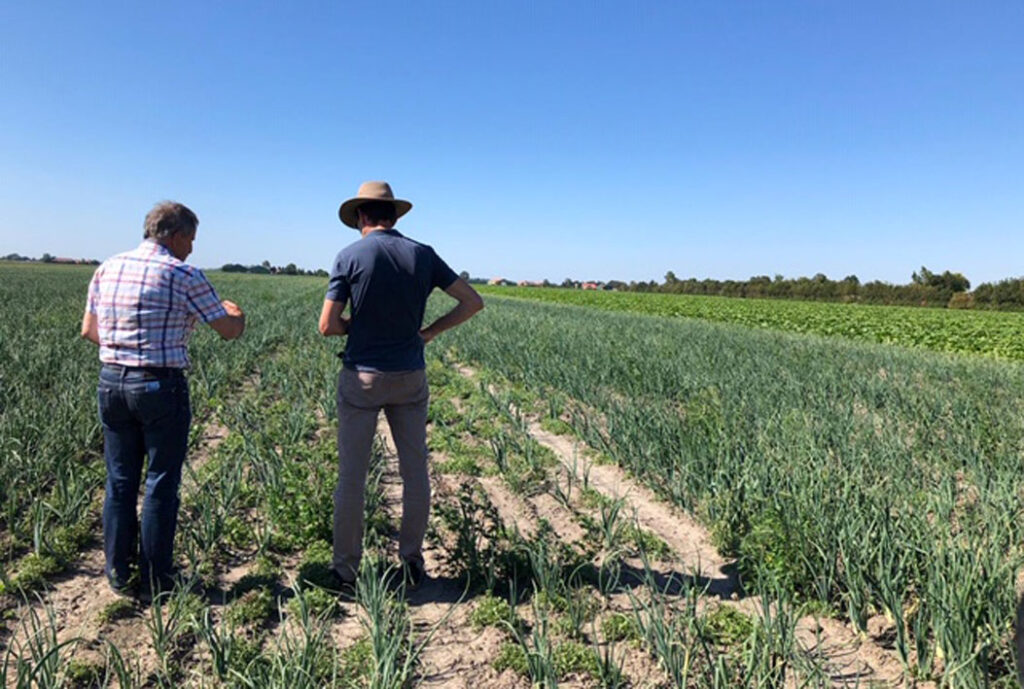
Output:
[98, 364, 191, 588]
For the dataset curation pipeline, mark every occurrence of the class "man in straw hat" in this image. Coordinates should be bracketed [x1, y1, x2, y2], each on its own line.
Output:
[319, 181, 484, 589]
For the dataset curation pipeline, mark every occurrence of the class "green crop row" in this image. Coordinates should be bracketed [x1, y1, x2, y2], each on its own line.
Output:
[479, 285, 1024, 360]
[437, 293, 1024, 685]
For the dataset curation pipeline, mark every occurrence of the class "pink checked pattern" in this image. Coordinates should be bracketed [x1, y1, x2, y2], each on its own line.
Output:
[87, 241, 227, 368]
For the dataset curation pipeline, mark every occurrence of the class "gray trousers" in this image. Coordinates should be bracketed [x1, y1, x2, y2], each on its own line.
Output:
[333, 368, 430, 582]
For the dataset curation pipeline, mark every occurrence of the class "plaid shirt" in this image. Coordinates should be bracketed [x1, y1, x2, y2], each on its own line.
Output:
[87, 240, 227, 368]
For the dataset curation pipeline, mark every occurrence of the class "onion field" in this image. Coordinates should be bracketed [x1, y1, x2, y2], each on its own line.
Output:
[2, 263, 1023, 688]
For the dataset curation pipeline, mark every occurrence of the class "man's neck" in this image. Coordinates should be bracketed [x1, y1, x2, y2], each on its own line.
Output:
[361, 225, 394, 237]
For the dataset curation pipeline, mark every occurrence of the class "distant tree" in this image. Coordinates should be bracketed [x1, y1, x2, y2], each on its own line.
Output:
[459, 270, 470, 281]
[912, 266, 970, 293]
[561, 278, 574, 288]
[41, 253, 54, 263]
[283, 263, 298, 275]
[313, 268, 328, 277]
[261, 260, 272, 269]
[221, 263, 248, 273]
[249, 265, 270, 274]
[664, 270, 678, 285]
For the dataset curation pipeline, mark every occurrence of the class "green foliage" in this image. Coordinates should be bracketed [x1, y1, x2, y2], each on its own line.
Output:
[287, 586, 340, 619]
[97, 598, 136, 624]
[432, 482, 528, 591]
[433, 291, 1024, 684]
[540, 416, 574, 436]
[11, 553, 61, 592]
[226, 588, 275, 627]
[297, 541, 337, 590]
[493, 642, 528, 674]
[704, 605, 754, 646]
[63, 658, 105, 688]
[338, 637, 373, 685]
[470, 594, 517, 631]
[479, 284, 1024, 360]
[553, 640, 601, 678]
[601, 612, 640, 642]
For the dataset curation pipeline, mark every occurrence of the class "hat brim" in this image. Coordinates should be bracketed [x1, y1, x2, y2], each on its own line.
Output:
[338, 197, 412, 229]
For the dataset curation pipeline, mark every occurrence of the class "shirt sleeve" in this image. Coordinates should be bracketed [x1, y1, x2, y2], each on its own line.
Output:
[86, 267, 102, 314]
[430, 248, 459, 291]
[325, 253, 351, 303]
[185, 269, 229, 323]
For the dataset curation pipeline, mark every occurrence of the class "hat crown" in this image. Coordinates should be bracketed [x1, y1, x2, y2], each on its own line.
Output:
[356, 181, 396, 201]
[338, 180, 412, 229]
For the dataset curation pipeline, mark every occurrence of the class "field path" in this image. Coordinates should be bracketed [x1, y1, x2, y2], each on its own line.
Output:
[453, 362, 927, 688]
[529, 419, 739, 597]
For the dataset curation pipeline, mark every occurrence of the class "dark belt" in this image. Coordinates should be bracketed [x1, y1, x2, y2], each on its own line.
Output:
[101, 363, 185, 378]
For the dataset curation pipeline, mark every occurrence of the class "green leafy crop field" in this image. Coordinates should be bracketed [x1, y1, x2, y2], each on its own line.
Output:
[480, 285, 1024, 360]
[2, 263, 1022, 687]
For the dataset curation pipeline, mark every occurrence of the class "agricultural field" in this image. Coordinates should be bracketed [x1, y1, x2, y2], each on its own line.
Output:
[2, 262, 1024, 688]
[479, 285, 1024, 361]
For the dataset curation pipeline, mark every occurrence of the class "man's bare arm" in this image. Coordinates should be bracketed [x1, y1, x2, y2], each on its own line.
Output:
[80, 310, 99, 345]
[209, 300, 246, 340]
[420, 279, 484, 343]
[319, 298, 350, 337]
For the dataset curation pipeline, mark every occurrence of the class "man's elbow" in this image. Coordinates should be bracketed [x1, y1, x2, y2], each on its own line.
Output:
[470, 295, 485, 314]
[219, 318, 245, 341]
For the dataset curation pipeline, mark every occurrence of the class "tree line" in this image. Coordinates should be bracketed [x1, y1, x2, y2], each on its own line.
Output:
[622, 267, 1024, 310]
[220, 260, 328, 277]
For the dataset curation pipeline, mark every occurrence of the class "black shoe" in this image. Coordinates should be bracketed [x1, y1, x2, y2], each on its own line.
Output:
[327, 569, 357, 600]
[138, 569, 198, 604]
[107, 574, 135, 598]
[402, 560, 426, 591]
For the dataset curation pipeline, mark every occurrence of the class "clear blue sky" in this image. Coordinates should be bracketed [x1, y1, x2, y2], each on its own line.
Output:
[1, 1, 1021, 285]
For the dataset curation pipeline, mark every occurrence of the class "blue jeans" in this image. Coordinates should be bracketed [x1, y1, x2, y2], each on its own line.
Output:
[98, 364, 191, 588]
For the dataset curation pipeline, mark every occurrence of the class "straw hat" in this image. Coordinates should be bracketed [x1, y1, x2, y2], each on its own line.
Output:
[338, 181, 412, 229]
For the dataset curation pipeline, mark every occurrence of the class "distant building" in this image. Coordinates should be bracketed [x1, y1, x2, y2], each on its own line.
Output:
[488, 277, 513, 286]
[517, 280, 544, 287]
[581, 281, 602, 290]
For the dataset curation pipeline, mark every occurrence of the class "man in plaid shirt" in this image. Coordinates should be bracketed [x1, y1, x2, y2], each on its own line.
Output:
[81, 201, 245, 599]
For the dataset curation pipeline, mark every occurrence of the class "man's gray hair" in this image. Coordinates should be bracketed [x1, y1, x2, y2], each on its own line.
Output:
[144, 201, 198, 240]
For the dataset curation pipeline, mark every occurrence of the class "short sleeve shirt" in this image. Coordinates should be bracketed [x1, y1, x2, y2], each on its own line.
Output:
[87, 240, 227, 368]
[326, 229, 458, 371]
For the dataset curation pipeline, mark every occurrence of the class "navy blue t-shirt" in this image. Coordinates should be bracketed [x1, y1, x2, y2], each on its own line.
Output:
[326, 229, 459, 371]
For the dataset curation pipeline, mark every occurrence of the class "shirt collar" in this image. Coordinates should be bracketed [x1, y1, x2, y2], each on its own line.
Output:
[367, 228, 402, 238]
[140, 239, 174, 257]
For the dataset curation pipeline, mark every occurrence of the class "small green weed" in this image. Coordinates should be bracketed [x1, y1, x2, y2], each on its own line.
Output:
[435, 454, 482, 476]
[540, 416, 574, 436]
[554, 640, 601, 678]
[11, 553, 61, 591]
[493, 642, 529, 675]
[97, 598, 136, 624]
[601, 612, 640, 642]
[704, 605, 753, 646]
[470, 594, 516, 631]
[226, 588, 275, 627]
[338, 636, 373, 683]
[288, 586, 340, 619]
[64, 658, 105, 688]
